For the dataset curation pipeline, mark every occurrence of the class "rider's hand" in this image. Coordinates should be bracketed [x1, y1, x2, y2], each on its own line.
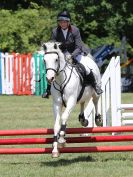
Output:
[66, 54, 72, 61]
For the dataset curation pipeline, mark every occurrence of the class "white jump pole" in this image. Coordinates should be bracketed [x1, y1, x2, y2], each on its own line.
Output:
[120, 104, 133, 110]
[112, 56, 121, 127]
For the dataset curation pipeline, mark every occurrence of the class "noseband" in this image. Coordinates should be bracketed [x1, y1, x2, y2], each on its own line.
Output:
[45, 51, 60, 74]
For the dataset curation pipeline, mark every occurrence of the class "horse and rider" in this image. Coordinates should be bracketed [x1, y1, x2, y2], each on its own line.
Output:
[42, 10, 103, 157]
[42, 9, 103, 98]
[43, 40, 103, 157]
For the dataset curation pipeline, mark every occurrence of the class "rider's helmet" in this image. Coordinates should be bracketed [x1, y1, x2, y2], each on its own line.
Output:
[57, 9, 71, 22]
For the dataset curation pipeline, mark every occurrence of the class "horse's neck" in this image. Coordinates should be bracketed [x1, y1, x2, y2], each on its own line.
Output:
[56, 55, 73, 84]
[59, 53, 66, 70]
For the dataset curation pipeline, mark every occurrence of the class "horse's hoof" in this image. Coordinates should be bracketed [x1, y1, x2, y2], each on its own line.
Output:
[95, 120, 103, 127]
[58, 138, 66, 148]
[81, 119, 89, 127]
[95, 114, 103, 127]
[58, 142, 66, 148]
[58, 137, 66, 144]
[79, 114, 89, 127]
[52, 152, 60, 158]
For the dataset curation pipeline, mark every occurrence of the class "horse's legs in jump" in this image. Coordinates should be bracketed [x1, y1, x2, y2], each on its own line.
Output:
[52, 102, 62, 157]
[78, 102, 89, 127]
[58, 98, 76, 145]
[92, 94, 103, 126]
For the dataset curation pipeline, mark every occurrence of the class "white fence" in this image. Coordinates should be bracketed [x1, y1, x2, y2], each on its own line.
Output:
[85, 56, 127, 127]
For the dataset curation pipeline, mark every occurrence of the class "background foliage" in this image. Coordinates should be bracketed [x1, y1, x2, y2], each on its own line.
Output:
[0, 0, 132, 57]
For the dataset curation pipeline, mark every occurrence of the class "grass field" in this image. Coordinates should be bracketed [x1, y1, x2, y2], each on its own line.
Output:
[0, 93, 133, 177]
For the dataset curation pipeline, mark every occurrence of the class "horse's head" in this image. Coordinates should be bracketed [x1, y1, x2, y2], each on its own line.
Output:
[42, 42, 63, 84]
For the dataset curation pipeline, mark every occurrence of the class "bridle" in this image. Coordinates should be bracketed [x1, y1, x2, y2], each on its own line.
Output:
[45, 51, 60, 74]
[44, 50, 73, 89]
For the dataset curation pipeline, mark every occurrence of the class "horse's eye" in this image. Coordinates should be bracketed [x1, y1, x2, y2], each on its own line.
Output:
[55, 59, 58, 62]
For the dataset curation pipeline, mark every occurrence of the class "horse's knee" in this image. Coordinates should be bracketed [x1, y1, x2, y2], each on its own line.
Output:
[54, 118, 61, 135]
[61, 113, 68, 125]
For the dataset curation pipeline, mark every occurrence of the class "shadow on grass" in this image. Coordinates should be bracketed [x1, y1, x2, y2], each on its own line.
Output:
[40, 156, 96, 167]
[0, 155, 94, 166]
[40, 155, 133, 167]
[0, 155, 133, 166]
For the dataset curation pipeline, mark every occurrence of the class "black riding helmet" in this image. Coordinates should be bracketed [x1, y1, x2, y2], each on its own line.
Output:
[57, 10, 71, 21]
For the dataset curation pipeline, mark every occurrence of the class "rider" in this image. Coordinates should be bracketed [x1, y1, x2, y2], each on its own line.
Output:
[42, 9, 103, 98]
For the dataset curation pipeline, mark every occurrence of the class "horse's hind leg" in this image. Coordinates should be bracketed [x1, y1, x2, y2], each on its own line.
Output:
[92, 94, 103, 126]
[79, 102, 89, 127]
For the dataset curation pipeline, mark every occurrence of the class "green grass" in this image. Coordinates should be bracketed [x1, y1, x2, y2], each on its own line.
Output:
[0, 93, 132, 177]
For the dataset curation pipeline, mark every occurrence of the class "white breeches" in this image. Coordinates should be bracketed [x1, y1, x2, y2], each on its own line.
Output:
[75, 54, 101, 86]
[65, 52, 102, 87]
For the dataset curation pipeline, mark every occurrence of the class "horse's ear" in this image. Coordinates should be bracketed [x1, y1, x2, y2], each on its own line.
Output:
[42, 44, 47, 51]
[54, 43, 57, 49]
[58, 44, 64, 51]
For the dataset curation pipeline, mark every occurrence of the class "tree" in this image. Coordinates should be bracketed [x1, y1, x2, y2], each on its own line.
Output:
[50, 0, 133, 55]
[0, 0, 132, 56]
[0, 8, 54, 52]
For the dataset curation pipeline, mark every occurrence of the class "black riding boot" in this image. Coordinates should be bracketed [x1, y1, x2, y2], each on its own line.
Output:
[42, 84, 51, 98]
[88, 71, 103, 95]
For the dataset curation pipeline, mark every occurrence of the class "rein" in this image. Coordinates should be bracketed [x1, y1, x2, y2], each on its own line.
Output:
[53, 64, 74, 107]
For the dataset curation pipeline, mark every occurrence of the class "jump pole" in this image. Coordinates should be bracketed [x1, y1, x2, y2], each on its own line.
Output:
[0, 126, 133, 154]
[0, 135, 133, 145]
[0, 126, 133, 136]
[120, 104, 133, 111]
[1, 145, 133, 154]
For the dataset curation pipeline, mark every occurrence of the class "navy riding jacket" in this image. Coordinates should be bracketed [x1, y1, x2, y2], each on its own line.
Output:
[51, 25, 90, 59]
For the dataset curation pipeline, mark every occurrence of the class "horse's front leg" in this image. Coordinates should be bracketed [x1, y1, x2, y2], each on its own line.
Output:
[58, 97, 76, 146]
[52, 100, 62, 158]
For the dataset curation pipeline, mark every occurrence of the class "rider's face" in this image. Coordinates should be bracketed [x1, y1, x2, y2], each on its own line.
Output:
[58, 20, 70, 30]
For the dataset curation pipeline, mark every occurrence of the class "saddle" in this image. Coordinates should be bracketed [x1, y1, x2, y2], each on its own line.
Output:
[75, 63, 92, 86]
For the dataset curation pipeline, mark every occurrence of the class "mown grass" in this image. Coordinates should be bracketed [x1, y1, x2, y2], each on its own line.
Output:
[0, 93, 132, 177]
